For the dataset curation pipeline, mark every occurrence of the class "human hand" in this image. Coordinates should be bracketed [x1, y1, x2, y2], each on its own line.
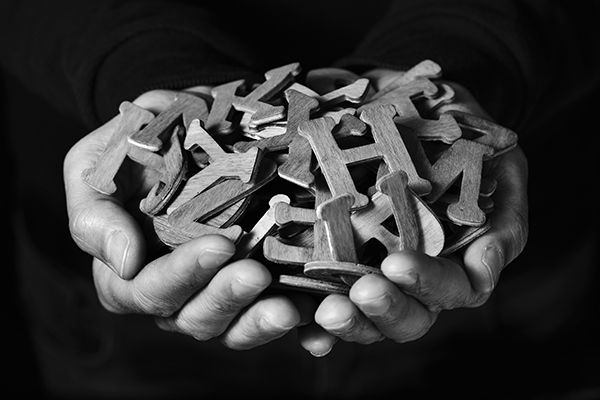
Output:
[64, 89, 307, 349]
[301, 69, 528, 349]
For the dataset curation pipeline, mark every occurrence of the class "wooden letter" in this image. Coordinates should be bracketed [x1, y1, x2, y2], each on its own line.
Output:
[422, 139, 494, 226]
[446, 110, 518, 156]
[167, 159, 277, 227]
[376, 171, 419, 251]
[298, 117, 369, 208]
[234, 63, 301, 126]
[235, 195, 291, 259]
[153, 215, 243, 248]
[139, 127, 187, 215]
[166, 119, 262, 213]
[82, 102, 154, 195]
[129, 93, 208, 151]
[205, 79, 245, 134]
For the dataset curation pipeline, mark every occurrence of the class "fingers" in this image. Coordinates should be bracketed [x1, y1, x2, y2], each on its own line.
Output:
[155, 259, 271, 340]
[297, 324, 338, 357]
[381, 251, 475, 310]
[382, 148, 528, 308]
[218, 293, 317, 350]
[65, 133, 147, 279]
[463, 147, 529, 294]
[65, 89, 179, 279]
[219, 295, 300, 350]
[93, 235, 235, 315]
[349, 274, 438, 343]
[315, 294, 384, 344]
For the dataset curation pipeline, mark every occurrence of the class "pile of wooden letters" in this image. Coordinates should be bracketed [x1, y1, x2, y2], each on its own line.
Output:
[82, 60, 518, 295]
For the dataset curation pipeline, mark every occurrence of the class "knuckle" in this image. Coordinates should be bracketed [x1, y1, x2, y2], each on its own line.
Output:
[219, 335, 252, 351]
[324, 318, 355, 336]
[468, 291, 492, 308]
[394, 312, 437, 343]
[174, 315, 214, 342]
[95, 288, 126, 314]
[507, 209, 529, 260]
[68, 207, 93, 239]
[131, 285, 177, 317]
[204, 292, 240, 316]
[92, 269, 129, 314]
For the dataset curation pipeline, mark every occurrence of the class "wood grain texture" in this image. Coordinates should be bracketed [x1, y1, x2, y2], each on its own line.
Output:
[359, 78, 439, 114]
[275, 274, 349, 296]
[298, 117, 370, 209]
[204, 197, 250, 228]
[279, 225, 313, 246]
[139, 127, 186, 215]
[322, 108, 355, 123]
[360, 104, 432, 195]
[316, 194, 358, 263]
[153, 215, 243, 248]
[238, 89, 320, 188]
[206, 79, 245, 134]
[431, 194, 494, 225]
[352, 191, 445, 256]
[127, 144, 164, 173]
[370, 60, 442, 101]
[233, 89, 319, 153]
[270, 190, 444, 258]
[82, 102, 154, 195]
[274, 202, 317, 226]
[304, 261, 382, 284]
[263, 176, 330, 266]
[376, 171, 419, 251]
[253, 125, 287, 139]
[333, 113, 368, 137]
[363, 78, 461, 145]
[233, 63, 301, 126]
[234, 194, 290, 259]
[318, 78, 369, 108]
[166, 119, 262, 213]
[129, 93, 208, 151]
[167, 158, 277, 227]
[309, 178, 333, 263]
[263, 236, 313, 265]
[446, 110, 518, 156]
[420, 139, 494, 226]
[418, 83, 455, 112]
[395, 101, 462, 144]
[286, 82, 320, 98]
[308, 192, 378, 285]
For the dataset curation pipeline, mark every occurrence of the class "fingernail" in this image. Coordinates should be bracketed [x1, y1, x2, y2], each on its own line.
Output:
[107, 231, 129, 277]
[356, 294, 391, 316]
[481, 245, 504, 292]
[260, 315, 297, 331]
[232, 276, 268, 297]
[322, 316, 355, 332]
[310, 347, 333, 358]
[385, 269, 418, 287]
[197, 248, 235, 270]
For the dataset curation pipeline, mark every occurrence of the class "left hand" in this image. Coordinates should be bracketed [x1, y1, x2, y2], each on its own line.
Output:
[298, 69, 529, 353]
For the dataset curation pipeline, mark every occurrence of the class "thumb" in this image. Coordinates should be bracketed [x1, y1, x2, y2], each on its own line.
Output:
[462, 147, 529, 294]
[64, 116, 146, 280]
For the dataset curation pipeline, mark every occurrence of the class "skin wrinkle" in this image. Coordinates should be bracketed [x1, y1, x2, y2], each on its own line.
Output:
[65, 75, 531, 354]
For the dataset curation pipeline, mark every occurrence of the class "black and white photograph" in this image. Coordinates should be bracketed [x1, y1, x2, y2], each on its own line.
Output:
[2, 1, 599, 398]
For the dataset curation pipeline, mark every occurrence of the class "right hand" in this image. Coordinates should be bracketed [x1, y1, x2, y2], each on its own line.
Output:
[64, 89, 307, 349]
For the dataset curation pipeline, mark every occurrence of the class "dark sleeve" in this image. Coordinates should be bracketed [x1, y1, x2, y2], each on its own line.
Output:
[0, 0, 260, 127]
[335, 0, 600, 130]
